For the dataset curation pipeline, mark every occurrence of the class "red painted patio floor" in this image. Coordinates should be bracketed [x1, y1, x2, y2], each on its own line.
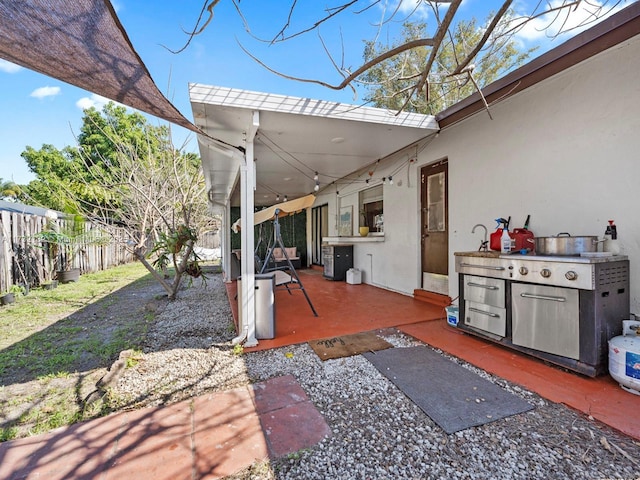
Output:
[228, 268, 640, 441]
[0, 375, 330, 480]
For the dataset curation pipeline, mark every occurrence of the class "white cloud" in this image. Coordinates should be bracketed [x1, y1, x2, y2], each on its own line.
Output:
[377, 0, 431, 22]
[512, 0, 625, 43]
[30, 86, 61, 99]
[76, 93, 111, 110]
[75, 93, 128, 111]
[396, 0, 431, 17]
[0, 59, 22, 73]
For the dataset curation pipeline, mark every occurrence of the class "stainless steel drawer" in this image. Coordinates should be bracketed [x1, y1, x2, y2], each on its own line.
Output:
[464, 301, 506, 337]
[511, 283, 579, 360]
[463, 275, 505, 308]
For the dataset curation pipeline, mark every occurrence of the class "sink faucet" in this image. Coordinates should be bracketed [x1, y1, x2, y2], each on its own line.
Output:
[472, 224, 488, 252]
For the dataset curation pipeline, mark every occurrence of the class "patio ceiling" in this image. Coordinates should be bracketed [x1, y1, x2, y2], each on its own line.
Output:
[189, 85, 439, 212]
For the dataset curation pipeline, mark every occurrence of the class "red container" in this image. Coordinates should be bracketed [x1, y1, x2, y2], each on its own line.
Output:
[512, 228, 535, 252]
[490, 229, 514, 251]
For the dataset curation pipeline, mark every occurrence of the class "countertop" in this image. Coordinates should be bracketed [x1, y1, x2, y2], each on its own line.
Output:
[454, 251, 500, 258]
[454, 251, 628, 264]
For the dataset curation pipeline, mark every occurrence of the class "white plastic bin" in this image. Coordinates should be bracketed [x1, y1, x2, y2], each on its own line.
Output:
[346, 268, 362, 284]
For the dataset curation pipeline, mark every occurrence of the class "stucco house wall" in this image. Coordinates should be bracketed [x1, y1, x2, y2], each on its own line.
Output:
[316, 33, 640, 314]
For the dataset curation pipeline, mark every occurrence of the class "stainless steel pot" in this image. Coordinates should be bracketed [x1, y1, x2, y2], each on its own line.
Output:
[534, 233, 599, 256]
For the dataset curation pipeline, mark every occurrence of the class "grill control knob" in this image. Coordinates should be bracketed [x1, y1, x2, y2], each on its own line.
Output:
[540, 268, 552, 278]
[565, 271, 578, 281]
[519, 266, 529, 275]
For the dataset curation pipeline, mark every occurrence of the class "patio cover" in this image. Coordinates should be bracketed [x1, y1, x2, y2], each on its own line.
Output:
[0, 0, 198, 135]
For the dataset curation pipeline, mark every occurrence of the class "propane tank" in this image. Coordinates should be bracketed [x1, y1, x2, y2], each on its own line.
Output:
[609, 320, 640, 395]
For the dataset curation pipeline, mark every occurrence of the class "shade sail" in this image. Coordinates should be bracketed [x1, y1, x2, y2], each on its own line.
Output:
[0, 0, 198, 133]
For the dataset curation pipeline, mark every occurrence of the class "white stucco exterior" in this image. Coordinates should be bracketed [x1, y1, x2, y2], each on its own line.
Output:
[315, 33, 640, 314]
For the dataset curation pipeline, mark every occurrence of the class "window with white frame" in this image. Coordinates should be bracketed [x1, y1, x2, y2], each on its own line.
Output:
[359, 185, 383, 232]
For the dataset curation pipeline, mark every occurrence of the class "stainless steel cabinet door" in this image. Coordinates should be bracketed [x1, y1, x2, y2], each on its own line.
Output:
[463, 275, 505, 308]
[511, 283, 580, 360]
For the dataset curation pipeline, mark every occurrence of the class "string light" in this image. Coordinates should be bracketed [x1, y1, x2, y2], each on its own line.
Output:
[284, 195, 288, 202]
[382, 177, 386, 184]
[313, 172, 319, 181]
[314, 182, 320, 192]
[389, 176, 393, 185]
[276, 194, 280, 201]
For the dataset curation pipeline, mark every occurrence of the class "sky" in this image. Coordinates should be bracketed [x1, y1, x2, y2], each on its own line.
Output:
[0, 0, 631, 186]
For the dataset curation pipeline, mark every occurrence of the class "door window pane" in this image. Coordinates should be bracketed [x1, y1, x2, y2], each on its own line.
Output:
[427, 172, 445, 232]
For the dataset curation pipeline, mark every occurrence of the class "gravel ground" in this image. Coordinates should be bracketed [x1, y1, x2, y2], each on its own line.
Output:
[113, 273, 640, 479]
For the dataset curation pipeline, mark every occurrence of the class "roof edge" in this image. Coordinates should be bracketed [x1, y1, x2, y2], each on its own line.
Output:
[189, 84, 438, 130]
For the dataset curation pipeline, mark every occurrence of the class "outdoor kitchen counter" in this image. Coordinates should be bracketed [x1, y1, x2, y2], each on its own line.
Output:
[454, 251, 629, 263]
[454, 251, 500, 258]
[454, 250, 630, 377]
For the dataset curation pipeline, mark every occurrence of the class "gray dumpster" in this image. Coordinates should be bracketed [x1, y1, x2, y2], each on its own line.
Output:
[237, 272, 276, 339]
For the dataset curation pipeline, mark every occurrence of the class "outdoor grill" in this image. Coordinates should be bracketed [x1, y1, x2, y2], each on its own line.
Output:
[455, 252, 630, 377]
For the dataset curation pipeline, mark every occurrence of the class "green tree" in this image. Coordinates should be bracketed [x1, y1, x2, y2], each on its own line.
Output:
[361, 17, 535, 114]
[21, 104, 165, 215]
[20, 102, 211, 299]
[0, 178, 21, 201]
[79, 125, 210, 300]
[75, 103, 161, 178]
[20, 144, 79, 211]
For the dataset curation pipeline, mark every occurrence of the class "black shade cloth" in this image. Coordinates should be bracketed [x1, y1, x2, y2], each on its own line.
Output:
[0, 0, 198, 134]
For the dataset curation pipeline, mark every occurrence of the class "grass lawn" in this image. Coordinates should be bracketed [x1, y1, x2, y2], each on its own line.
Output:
[0, 262, 160, 441]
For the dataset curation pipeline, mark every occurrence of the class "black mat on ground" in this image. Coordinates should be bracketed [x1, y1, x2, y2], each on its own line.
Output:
[363, 346, 533, 434]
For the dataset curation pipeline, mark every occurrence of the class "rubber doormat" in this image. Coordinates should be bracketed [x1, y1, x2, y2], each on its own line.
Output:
[309, 331, 393, 361]
[363, 346, 534, 434]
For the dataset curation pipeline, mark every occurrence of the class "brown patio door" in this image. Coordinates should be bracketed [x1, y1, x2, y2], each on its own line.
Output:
[421, 160, 448, 278]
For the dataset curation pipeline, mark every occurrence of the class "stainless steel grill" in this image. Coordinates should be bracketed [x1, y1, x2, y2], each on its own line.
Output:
[455, 252, 630, 376]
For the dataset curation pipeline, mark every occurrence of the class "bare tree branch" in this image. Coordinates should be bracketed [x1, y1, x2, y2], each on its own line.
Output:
[451, 0, 514, 75]
[173, 0, 626, 114]
[238, 37, 435, 91]
[163, 0, 220, 54]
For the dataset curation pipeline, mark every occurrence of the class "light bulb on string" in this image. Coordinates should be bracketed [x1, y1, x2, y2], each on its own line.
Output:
[313, 172, 319, 181]
[389, 176, 393, 185]
[314, 182, 320, 192]
[284, 195, 288, 202]
[276, 194, 280, 201]
[382, 177, 386, 184]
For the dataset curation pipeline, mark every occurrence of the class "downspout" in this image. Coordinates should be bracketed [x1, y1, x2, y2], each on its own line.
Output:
[233, 111, 260, 347]
[232, 155, 257, 347]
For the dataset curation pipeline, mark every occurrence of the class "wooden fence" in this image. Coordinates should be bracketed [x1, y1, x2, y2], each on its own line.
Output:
[0, 210, 135, 293]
